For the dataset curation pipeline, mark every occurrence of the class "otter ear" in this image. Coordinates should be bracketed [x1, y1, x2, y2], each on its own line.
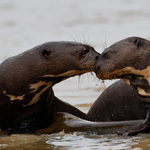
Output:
[42, 49, 51, 59]
[134, 38, 143, 48]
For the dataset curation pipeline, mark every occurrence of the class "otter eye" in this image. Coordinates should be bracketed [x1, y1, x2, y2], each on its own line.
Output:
[134, 38, 143, 48]
[42, 49, 51, 59]
[81, 48, 89, 56]
[102, 52, 108, 59]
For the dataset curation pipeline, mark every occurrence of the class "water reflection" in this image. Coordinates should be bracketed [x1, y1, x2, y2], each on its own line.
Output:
[0, 132, 148, 150]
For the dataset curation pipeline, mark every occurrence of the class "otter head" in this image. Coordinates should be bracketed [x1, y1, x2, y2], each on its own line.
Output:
[95, 37, 150, 79]
[1, 41, 99, 106]
[2, 41, 99, 85]
[30, 41, 100, 82]
[95, 37, 150, 101]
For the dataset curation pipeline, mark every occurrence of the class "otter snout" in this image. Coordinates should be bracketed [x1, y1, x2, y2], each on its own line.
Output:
[95, 58, 101, 73]
[95, 54, 99, 61]
[94, 54, 101, 74]
[96, 64, 100, 72]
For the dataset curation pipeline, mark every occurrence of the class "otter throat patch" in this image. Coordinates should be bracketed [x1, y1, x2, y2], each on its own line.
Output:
[137, 87, 150, 97]
[23, 81, 53, 107]
[3, 90, 25, 101]
[3, 81, 53, 107]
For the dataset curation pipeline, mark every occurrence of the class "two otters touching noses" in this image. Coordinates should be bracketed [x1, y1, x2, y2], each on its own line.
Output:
[0, 37, 149, 136]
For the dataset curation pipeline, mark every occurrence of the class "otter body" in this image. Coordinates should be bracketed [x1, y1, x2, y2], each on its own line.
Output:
[0, 41, 99, 134]
[86, 80, 145, 122]
[95, 37, 150, 135]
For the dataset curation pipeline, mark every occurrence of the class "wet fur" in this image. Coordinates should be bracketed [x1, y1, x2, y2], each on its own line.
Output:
[95, 37, 150, 135]
[0, 41, 99, 134]
[95, 37, 150, 98]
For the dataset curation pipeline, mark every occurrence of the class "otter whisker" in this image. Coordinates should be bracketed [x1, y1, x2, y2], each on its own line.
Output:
[104, 34, 107, 49]
[69, 34, 78, 43]
[100, 41, 106, 50]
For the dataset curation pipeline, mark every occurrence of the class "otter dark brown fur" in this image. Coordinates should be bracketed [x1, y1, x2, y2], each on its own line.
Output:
[86, 80, 145, 122]
[95, 37, 150, 135]
[0, 41, 99, 134]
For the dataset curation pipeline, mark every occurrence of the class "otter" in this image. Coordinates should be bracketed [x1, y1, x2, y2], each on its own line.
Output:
[0, 41, 99, 134]
[86, 80, 145, 122]
[94, 37, 150, 135]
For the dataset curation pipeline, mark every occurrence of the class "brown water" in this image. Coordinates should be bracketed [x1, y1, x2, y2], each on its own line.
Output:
[1, 132, 150, 150]
[1, 0, 150, 149]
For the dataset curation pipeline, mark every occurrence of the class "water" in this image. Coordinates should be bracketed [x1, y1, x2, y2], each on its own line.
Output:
[0, 0, 150, 149]
[0, 133, 150, 150]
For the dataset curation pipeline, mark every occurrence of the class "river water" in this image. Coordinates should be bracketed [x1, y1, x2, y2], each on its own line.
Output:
[0, 0, 150, 149]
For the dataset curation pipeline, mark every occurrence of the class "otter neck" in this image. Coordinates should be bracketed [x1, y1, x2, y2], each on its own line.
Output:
[24, 76, 68, 107]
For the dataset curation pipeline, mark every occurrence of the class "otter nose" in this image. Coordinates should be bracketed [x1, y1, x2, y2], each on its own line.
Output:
[94, 53, 100, 72]
[95, 54, 100, 61]
[94, 63, 101, 73]
[95, 65, 100, 72]
[97, 65, 100, 72]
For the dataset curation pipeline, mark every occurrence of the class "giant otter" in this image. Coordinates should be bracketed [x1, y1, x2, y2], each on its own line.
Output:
[95, 37, 150, 135]
[0, 41, 99, 134]
[86, 80, 145, 122]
